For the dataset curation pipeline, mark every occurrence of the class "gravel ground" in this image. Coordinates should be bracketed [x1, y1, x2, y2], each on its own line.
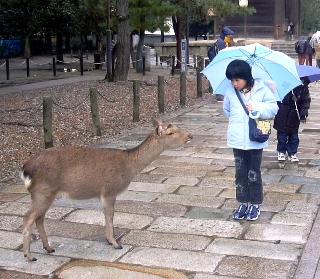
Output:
[0, 74, 211, 184]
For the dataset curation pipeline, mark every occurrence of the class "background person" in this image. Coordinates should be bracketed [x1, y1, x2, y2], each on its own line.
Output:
[273, 78, 311, 162]
[223, 60, 278, 221]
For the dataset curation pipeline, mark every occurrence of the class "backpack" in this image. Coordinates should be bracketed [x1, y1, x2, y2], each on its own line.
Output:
[207, 42, 219, 62]
[295, 40, 307, 54]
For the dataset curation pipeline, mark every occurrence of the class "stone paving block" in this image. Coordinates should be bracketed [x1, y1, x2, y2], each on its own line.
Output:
[52, 197, 101, 209]
[271, 212, 315, 227]
[199, 177, 234, 188]
[219, 189, 235, 199]
[0, 184, 28, 194]
[151, 159, 213, 169]
[194, 274, 252, 279]
[150, 167, 206, 177]
[282, 175, 319, 185]
[58, 265, 172, 279]
[115, 200, 187, 217]
[0, 202, 74, 220]
[216, 256, 295, 279]
[185, 207, 232, 221]
[128, 182, 179, 193]
[263, 183, 300, 193]
[0, 231, 23, 249]
[133, 173, 167, 183]
[267, 169, 306, 176]
[0, 215, 23, 231]
[205, 238, 301, 261]
[117, 190, 161, 202]
[262, 175, 282, 183]
[159, 156, 213, 165]
[0, 248, 70, 276]
[31, 236, 131, 261]
[157, 194, 225, 208]
[264, 192, 308, 202]
[300, 184, 320, 194]
[121, 230, 212, 251]
[285, 200, 319, 214]
[148, 216, 243, 238]
[163, 177, 199, 186]
[245, 223, 309, 244]
[177, 186, 222, 197]
[120, 247, 224, 273]
[65, 209, 154, 229]
[0, 193, 27, 202]
[161, 150, 194, 157]
[33, 219, 127, 242]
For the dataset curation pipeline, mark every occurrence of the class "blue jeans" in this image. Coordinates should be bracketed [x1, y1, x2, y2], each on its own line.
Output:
[233, 149, 263, 204]
[277, 131, 299, 156]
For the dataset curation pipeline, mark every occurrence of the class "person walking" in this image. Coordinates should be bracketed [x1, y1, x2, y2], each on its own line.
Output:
[207, 26, 235, 62]
[223, 60, 278, 221]
[295, 39, 308, 65]
[314, 41, 320, 68]
[305, 36, 314, 66]
[274, 78, 311, 162]
[288, 21, 295, 40]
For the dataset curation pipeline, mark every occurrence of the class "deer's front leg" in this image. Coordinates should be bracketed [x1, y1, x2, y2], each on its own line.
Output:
[100, 194, 122, 249]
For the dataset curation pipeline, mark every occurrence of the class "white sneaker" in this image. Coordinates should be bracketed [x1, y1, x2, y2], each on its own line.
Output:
[277, 152, 286, 161]
[289, 154, 299, 162]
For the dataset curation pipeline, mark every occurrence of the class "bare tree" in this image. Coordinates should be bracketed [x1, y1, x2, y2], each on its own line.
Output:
[114, 0, 130, 81]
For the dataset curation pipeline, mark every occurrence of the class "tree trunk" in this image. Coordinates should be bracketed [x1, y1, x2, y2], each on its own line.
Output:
[65, 34, 71, 53]
[113, 0, 130, 81]
[135, 29, 145, 73]
[172, 16, 182, 69]
[56, 33, 64, 62]
[24, 35, 30, 58]
[45, 32, 53, 55]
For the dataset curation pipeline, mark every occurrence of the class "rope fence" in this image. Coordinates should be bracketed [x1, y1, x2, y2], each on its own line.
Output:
[0, 71, 204, 147]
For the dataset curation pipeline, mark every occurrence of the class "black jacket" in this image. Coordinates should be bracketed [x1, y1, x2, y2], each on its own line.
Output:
[273, 83, 311, 134]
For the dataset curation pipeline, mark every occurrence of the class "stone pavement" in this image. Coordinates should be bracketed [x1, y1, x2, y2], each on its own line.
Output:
[0, 83, 320, 278]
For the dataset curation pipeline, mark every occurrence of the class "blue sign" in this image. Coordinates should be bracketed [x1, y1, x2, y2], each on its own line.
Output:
[0, 39, 23, 58]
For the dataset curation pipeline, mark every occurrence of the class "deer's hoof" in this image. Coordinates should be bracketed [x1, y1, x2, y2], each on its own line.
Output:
[24, 254, 37, 262]
[45, 247, 55, 254]
[114, 244, 123, 249]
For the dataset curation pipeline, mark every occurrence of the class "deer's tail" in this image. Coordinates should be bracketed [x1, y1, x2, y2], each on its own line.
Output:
[20, 167, 33, 190]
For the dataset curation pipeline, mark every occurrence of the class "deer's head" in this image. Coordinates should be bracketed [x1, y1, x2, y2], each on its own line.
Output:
[153, 119, 192, 148]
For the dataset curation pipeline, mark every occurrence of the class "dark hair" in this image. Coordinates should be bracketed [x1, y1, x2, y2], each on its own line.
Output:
[226, 59, 254, 87]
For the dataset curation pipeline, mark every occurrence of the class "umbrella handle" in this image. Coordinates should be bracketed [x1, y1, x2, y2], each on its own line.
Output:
[292, 91, 301, 121]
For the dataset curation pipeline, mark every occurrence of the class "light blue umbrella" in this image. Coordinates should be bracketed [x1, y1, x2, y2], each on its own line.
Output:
[202, 43, 302, 101]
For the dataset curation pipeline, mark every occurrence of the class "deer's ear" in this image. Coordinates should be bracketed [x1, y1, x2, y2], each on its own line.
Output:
[152, 119, 162, 127]
[157, 124, 165, 136]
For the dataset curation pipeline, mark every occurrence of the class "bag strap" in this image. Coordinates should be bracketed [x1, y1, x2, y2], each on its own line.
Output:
[234, 88, 249, 116]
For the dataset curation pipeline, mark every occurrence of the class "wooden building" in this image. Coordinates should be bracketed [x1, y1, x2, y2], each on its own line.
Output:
[225, 0, 301, 38]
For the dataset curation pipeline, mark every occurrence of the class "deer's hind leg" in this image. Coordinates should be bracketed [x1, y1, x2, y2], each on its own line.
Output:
[23, 188, 56, 261]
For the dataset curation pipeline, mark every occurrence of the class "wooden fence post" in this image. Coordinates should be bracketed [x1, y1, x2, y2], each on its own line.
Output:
[196, 68, 202, 98]
[89, 88, 102, 136]
[158, 76, 165, 113]
[52, 57, 56, 76]
[26, 58, 30, 77]
[133, 80, 140, 122]
[43, 96, 53, 148]
[180, 71, 186, 107]
[5, 59, 9, 80]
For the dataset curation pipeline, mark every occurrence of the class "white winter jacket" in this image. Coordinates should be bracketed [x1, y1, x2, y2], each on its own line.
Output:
[223, 79, 279, 150]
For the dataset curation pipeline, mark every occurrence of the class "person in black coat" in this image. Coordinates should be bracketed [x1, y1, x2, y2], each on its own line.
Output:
[273, 78, 311, 162]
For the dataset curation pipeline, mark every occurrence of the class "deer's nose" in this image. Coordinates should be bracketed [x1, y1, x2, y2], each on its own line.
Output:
[187, 133, 193, 140]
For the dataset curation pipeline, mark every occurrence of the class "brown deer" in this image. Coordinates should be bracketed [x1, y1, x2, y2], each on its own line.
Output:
[20, 120, 192, 261]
